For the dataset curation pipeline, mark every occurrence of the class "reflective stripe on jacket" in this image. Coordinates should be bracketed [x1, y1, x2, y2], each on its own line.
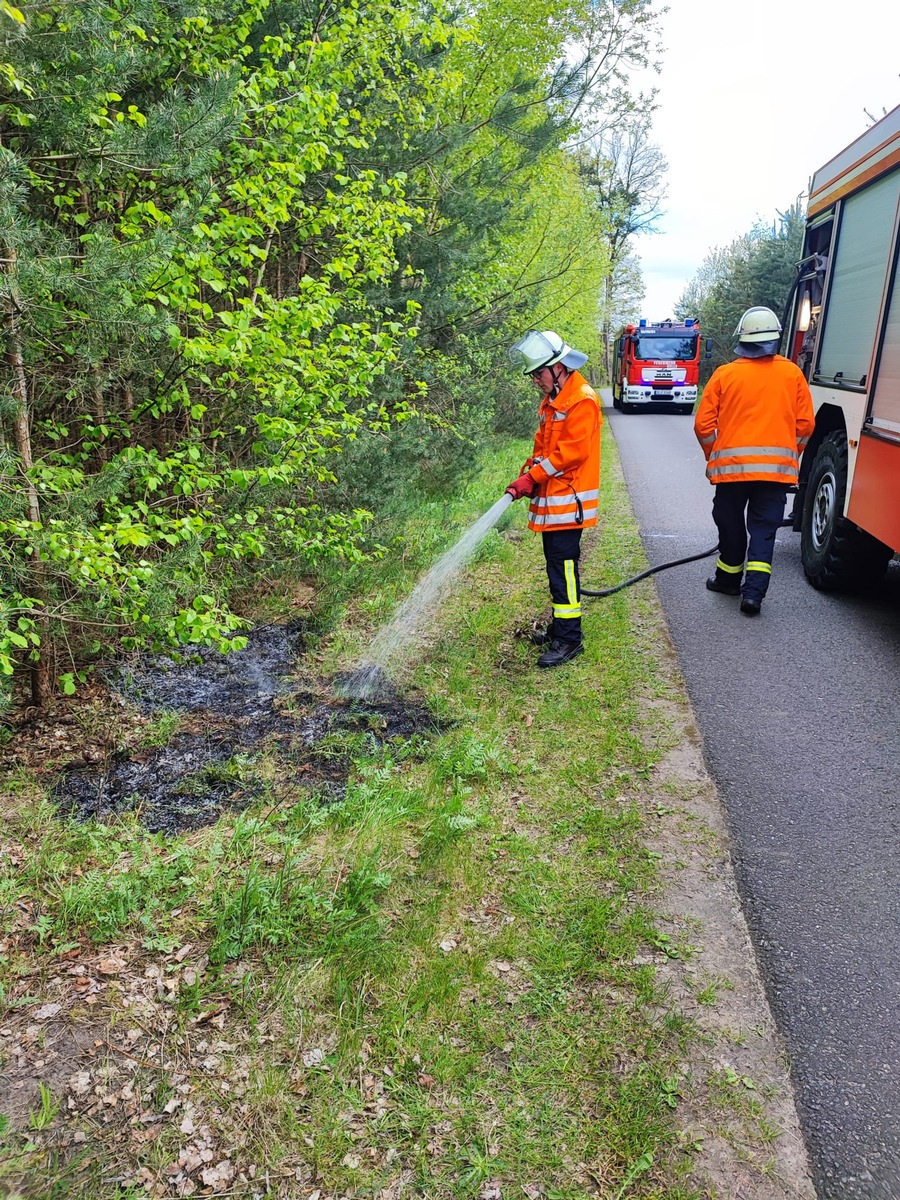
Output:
[693, 355, 814, 485]
[527, 371, 601, 532]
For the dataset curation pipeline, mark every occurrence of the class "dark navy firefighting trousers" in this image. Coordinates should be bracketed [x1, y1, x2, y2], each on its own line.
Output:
[712, 482, 788, 602]
[542, 529, 583, 644]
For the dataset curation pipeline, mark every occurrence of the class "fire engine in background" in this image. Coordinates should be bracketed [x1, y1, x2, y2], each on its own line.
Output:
[611, 318, 709, 414]
[783, 103, 900, 590]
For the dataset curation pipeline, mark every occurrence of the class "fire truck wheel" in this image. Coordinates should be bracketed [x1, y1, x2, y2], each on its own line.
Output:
[801, 431, 892, 590]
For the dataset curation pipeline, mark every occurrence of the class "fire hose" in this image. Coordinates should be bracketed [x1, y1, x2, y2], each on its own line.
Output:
[503, 484, 796, 600]
[581, 545, 718, 598]
[579, 519, 794, 598]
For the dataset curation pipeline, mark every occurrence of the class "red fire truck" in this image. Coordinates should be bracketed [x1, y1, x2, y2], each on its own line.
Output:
[611, 318, 706, 414]
[784, 103, 900, 589]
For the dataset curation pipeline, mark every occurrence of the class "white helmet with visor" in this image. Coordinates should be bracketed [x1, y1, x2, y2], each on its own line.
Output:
[509, 330, 588, 375]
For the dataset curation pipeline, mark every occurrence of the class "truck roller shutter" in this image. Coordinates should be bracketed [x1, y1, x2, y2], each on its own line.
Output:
[817, 169, 900, 388]
[870, 249, 900, 432]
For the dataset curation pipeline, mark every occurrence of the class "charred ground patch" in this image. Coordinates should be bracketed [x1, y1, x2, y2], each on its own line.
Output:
[52, 627, 445, 833]
[113, 622, 306, 718]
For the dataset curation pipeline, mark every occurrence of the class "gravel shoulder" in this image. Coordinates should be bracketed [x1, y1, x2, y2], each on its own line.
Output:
[636, 620, 815, 1199]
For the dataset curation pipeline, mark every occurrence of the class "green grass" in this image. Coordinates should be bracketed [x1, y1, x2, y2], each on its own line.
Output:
[0, 429, 714, 1198]
[138, 709, 181, 748]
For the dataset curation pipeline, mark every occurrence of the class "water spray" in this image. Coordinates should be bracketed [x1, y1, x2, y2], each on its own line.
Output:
[341, 493, 515, 700]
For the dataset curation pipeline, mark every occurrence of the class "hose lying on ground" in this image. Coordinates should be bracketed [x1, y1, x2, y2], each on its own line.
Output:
[581, 518, 795, 599]
[581, 546, 718, 598]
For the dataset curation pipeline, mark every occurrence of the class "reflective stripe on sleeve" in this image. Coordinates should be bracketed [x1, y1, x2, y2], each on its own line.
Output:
[716, 558, 743, 574]
[746, 560, 772, 574]
[708, 445, 798, 463]
[698, 433, 716, 445]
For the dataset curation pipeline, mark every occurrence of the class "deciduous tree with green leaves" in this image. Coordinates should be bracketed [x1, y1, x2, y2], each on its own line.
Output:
[351, 0, 662, 476]
[0, 0, 440, 706]
[579, 119, 667, 381]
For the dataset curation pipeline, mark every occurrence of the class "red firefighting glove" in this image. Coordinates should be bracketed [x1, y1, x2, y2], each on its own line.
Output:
[505, 472, 537, 501]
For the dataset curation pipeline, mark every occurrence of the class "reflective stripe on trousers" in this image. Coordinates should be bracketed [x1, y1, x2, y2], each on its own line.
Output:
[552, 558, 581, 619]
[542, 528, 582, 643]
[716, 557, 743, 574]
[711, 482, 787, 602]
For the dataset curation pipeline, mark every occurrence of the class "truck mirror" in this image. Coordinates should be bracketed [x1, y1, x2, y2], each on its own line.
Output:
[705, 338, 712, 359]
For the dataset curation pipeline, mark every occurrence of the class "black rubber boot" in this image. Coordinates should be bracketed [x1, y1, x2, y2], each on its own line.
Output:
[706, 576, 741, 596]
[537, 639, 584, 668]
[740, 597, 761, 616]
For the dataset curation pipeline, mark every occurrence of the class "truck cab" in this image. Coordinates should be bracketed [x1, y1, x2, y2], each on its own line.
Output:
[612, 319, 703, 414]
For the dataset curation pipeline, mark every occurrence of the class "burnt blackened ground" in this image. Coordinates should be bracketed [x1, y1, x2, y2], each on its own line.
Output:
[55, 626, 445, 834]
[58, 717, 285, 835]
[114, 623, 305, 717]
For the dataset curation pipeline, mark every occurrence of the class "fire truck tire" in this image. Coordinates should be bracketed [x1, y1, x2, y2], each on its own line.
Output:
[800, 432, 892, 590]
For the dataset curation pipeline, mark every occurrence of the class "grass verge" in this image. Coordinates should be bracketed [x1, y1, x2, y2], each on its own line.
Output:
[1, 428, 753, 1199]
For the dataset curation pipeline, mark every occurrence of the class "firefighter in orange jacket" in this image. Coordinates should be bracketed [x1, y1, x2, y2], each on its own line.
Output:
[505, 330, 601, 666]
[694, 306, 815, 615]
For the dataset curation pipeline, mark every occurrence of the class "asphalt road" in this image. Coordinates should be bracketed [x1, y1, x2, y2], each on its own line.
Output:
[605, 398, 900, 1200]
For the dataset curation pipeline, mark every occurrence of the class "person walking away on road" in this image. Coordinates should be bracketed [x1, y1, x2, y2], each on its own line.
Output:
[504, 331, 601, 666]
[694, 306, 814, 616]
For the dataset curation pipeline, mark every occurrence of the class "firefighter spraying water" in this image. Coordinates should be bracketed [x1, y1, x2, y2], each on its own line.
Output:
[345, 327, 721, 695]
[504, 330, 601, 667]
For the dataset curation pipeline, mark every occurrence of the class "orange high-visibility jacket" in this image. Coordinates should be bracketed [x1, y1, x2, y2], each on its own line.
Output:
[694, 355, 815, 485]
[527, 370, 601, 532]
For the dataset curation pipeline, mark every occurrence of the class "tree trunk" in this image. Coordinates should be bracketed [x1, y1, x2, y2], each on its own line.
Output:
[601, 270, 615, 385]
[123, 378, 134, 423]
[91, 365, 108, 465]
[3, 248, 52, 706]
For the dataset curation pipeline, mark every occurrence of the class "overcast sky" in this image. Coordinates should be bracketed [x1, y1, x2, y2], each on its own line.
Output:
[629, 0, 900, 321]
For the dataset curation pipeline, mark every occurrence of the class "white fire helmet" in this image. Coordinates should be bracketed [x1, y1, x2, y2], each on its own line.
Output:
[733, 306, 782, 343]
[509, 330, 588, 375]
